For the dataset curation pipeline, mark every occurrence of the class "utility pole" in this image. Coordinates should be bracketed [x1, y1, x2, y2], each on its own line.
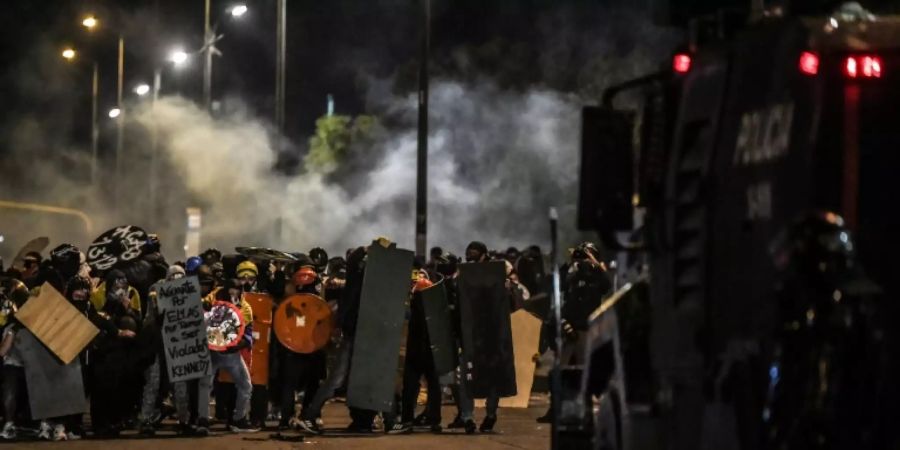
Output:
[115, 36, 124, 214]
[149, 68, 162, 227]
[275, 0, 286, 138]
[203, 0, 212, 111]
[415, 0, 430, 257]
[90, 61, 99, 188]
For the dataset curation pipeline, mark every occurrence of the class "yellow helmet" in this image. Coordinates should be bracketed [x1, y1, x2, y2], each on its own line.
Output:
[236, 260, 258, 278]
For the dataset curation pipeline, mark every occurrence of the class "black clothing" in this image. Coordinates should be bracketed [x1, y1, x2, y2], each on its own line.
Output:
[562, 262, 612, 331]
[336, 247, 366, 337]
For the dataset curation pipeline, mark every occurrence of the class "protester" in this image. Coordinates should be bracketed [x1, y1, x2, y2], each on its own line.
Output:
[0, 308, 25, 440]
[400, 269, 442, 433]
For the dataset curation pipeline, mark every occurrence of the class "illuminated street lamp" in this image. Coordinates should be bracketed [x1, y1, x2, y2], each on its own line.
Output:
[134, 83, 151, 96]
[169, 49, 189, 66]
[82, 16, 98, 30]
[61, 48, 76, 60]
[108, 108, 121, 119]
[230, 4, 248, 17]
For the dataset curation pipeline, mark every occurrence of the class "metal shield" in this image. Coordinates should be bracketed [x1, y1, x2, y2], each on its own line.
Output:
[420, 279, 457, 375]
[347, 243, 414, 412]
[206, 301, 246, 351]
[274, 293, 334, 354]
[457, 261, 517, 398]
[17, 328, 88, 419]
[86, 225, 148, 272]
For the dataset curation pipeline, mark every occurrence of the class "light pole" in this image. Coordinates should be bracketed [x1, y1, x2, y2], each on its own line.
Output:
[60, 47, 100, 188]
[203, 2, 248, 111]
[276, 0, 286, 137]
[415, 0, 430, 257]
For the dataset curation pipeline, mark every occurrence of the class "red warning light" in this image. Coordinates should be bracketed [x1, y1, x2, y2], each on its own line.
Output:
[673, 53, 691, 73]
[799, 51, 819, 75]
[844, 55, 883, 78]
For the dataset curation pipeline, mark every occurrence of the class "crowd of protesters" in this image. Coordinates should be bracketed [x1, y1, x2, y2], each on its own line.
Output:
[0, 233, 611, 441]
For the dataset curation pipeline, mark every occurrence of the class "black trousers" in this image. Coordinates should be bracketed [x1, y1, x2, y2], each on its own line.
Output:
[280, 351, 325, 420]
[400, 350, 441, 424]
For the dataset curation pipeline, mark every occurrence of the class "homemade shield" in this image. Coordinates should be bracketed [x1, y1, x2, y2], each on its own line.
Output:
[347, 243, 414, 412]
[11, 236, 50, 271]
[15, 282, 99, 364]
[457, 261, 517, 398]
[274, 293, 333, 354]
[86, 225, 148, 272]
[206, 301, 246, 351]
[17, 328, 89, 419]
[420, 279, 457, 375]
[220, 293, 273, 385]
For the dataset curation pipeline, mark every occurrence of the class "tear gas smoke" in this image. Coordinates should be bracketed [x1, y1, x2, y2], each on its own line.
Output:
[131, 81, 584, 255]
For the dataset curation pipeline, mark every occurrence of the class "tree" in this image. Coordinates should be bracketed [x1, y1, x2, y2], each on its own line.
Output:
[304, 114, 378, 175]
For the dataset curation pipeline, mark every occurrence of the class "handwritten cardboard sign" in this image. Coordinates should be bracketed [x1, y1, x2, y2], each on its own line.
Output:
[156, 277, 210, 383]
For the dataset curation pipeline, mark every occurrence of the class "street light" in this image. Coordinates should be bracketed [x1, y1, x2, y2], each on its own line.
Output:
[108, 108, 121, 119]
[62, 48, 76, 60]
[169, 49, 189, 66]
[134, 83, 151, 96]
[82, 16, 98, 30]
[230, 4, 248, 17]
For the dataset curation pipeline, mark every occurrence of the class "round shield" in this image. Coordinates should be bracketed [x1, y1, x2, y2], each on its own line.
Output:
[11, 236, 50, 271]
[235, 247, 297, 263]
[206, 301, 246, 351]
[274, 294, 334, 354]
[87, 225, 149, 271]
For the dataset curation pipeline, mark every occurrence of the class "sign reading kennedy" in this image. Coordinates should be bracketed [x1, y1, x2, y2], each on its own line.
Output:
[156, 276, 211, 382]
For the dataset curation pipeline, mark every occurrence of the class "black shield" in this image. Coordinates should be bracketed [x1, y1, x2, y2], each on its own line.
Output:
[86, 225, 148, 272]
[421, 280, 457, 375]
[346, 243, 414, 412]
[457, 261, 517, 398]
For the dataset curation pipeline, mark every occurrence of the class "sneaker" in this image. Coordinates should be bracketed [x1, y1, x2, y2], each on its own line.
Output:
[229, 418, 261, 433]
[297, 418, 322, 435]
[139, 420, 156, 436]
[447, 415, 465, 429]
[412, 412, 430, 427]
[195, 418, 210, 436]
[464, 419, 477, 434]
[66, 431, 83, 441]
[479, 415, 497, 433]
[385, 422, 413, 435]
[0, 422, 16, 440]
[430, 423, 443, 434]
[536, 410, 553, 423]
[52, 424, 68, 441]
[177, 422, 208, 437]
[38, 421, 52, 441]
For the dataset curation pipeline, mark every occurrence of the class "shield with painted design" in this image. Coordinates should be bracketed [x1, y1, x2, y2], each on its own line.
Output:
[273, 293, 333, 354]
[86, 225, 148, 271]
[205, 301, 246, 351]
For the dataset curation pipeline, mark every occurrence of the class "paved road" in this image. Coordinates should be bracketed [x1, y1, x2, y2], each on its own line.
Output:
[11, 400, 551, 449]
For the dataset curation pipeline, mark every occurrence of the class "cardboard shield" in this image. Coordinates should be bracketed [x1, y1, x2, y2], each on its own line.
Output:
[17, 328, 88, 419]
[86, 225, 148, 271]
[15, 282, 99, 364]
[206, 301, 246, 351]
[218, 293, 273, 386]
[420, 280, 457, 375]
[274, 293, 333, 354]
[157, 277, 211, 383]
[347, 243, 414, 412]
[457, 261, 517, 398]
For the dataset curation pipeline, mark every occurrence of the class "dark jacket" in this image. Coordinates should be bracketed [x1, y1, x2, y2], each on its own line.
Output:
[336, 247, 366, 337]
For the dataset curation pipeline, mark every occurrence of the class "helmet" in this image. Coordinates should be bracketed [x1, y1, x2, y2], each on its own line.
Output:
[0, 278, 30, 308]
[201, 248, 222, 265]
[185, 256, 203, 274]
[293, 266, 318, 286]
[309, 247, 328, 269]
[50, 244, 82, 279]
[236, 260, 258, 278]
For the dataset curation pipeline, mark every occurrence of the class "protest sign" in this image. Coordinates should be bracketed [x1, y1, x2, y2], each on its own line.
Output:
[156, 276, 210, 383]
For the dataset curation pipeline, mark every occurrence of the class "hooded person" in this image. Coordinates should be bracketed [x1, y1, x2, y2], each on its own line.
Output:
[90, 269, 142, 316]
[400, 269, 442, 433]
[86, 271, 148, 437]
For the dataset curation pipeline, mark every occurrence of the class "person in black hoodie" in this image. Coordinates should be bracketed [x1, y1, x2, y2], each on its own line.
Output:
[298, 245, 371, 434]
[88, 270, 149, 437]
